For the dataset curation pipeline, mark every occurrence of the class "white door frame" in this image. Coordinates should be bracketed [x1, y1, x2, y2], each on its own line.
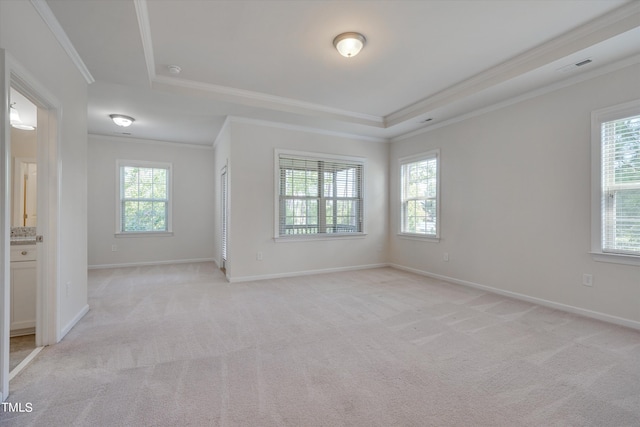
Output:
[1, 50, 60, 401]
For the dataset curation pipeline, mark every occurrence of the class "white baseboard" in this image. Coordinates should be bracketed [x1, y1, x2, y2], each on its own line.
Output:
[88, 258, 216, 270]
[60, 304, 89, 341]
[10, 327, 35, 338]
[389, 264, 640, 331]
[229, 263, 389, 283]
[10, 321, 35, 331]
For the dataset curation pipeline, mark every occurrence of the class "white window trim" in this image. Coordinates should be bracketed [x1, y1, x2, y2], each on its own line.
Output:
[115, 159, 173, 237]
[274, 149, 366, 242]
[398, 149, 441, 241]
[590, 100, 640, 266]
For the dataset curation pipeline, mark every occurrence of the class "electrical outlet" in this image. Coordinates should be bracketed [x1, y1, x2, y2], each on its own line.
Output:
[582, 273, 593, 287]
[257, 251, 263, 261]
[443, 252, 449, 262]
[66, 281, 71, 296]
[111, 244, 117, 252]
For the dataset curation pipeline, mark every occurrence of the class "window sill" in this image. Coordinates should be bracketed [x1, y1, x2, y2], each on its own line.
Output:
[274, 233, 367, 243]
[590, 252, 640, 267]
[115, 231, 174, 238]
[397, 233, 440, 243]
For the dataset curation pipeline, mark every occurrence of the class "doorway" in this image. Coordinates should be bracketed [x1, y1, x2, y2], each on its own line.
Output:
[2, 58, 60, 401]
[8, 87, 42, 377]
[221, 165, 228, 274]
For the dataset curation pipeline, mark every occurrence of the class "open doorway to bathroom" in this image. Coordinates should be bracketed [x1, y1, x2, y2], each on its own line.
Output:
[8, 86, 41, 376]
[2, 58, 60, 401]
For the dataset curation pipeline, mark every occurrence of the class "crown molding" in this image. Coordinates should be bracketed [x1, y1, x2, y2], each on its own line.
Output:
[152, 75, 385, 128]
[88, 133, 214, 149]
[133, 0, 155, 86]
[392, 53, 640, 143]
[385, 1, 640, 128]
[217, 116, 388, 145]
[30, 0, 94, 84]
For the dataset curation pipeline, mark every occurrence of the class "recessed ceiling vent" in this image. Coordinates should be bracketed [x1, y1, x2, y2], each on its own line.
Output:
[557, 58, 593, 73]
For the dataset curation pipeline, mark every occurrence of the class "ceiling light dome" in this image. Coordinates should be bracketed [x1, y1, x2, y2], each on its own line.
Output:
[167, 65, 182, 75]
[9, 104, 35, 131]
[110, 114, 135, 127]
[333, 32, 366, 58]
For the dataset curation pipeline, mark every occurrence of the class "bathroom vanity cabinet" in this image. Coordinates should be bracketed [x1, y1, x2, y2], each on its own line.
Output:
[10, 245, 36, 335]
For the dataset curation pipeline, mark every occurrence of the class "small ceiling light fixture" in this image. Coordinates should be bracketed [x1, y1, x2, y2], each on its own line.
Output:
[110, 114, 135, 127]
[167, 65, 182, 75]
[9, 103, 35, 131]
[333, 32, 366, 58]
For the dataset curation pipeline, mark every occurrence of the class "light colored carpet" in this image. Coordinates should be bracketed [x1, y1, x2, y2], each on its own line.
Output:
[1, 263, 639, 426]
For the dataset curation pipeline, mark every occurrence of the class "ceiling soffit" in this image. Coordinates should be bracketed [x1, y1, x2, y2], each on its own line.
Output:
[35, 0, 640, 143]
[132, 0, 640, 131]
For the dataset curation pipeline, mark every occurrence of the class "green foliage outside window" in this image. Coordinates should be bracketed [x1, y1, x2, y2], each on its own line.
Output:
[401, 156, 438, 236]
[279, 156, 363, 236]
[120, 166, 169, 232]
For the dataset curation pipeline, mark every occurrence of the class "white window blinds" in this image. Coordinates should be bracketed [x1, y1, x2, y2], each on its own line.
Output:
[601, 114, 640, 255]
[278, 154, 363, 237]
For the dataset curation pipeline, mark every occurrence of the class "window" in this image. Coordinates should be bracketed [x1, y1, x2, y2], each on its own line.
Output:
[117, 161, 172, 234]
[592, 100, 640, 264]
[400, 150, 439, 238]
[276, 151, 364, 238]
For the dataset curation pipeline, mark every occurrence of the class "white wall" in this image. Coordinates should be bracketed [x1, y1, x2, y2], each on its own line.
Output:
[10, 128, 36, 158]
[1, 0, 89, 339]
[87, 135, 215, 267]
[390, 63, 640, 325]
[224, 120, 389, 281]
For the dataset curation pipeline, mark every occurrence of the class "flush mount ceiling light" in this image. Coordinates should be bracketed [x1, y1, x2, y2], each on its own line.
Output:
[333, 32, 366, 58]
[9, 103, 35, 131]
[167, 65, 182, 75]
[110, 114, 135, 127]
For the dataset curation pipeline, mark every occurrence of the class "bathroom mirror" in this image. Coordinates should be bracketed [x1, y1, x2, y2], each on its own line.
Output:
[13, 159, 37, 227]
[10, 88, 38, 228]
[11, 128, 37, 227]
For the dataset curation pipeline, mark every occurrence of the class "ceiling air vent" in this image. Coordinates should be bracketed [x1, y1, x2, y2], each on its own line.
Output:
[557, 58, 593, 73]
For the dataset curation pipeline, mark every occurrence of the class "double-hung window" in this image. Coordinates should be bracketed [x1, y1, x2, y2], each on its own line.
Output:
[276, 151, 364, 238]
[592, 101, 640, 264]
[400, 150, 439, 239]
[117, 160, 172, 234]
